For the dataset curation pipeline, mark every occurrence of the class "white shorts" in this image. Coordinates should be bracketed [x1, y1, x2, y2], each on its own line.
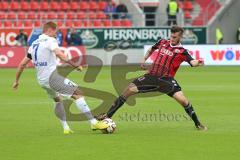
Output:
[41, 71, 78, 99]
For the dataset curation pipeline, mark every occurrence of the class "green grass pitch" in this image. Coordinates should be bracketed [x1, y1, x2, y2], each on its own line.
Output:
[0, 66, 240, 160]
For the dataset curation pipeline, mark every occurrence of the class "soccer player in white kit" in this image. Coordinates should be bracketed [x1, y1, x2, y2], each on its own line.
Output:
[12, 22, 109, 134]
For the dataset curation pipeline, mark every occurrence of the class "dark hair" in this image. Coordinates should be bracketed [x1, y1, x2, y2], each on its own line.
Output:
[171, 25, 184, 35]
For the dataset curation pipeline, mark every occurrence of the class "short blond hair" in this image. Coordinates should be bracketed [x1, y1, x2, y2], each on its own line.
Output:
[43, 22, 57, 32]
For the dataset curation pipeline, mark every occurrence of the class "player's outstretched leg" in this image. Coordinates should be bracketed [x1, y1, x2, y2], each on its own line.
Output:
[71, 88, 109, 130]
[97, 83, 139, 120]
[172, 91, 207, 131]
[53, 96, 73, 134]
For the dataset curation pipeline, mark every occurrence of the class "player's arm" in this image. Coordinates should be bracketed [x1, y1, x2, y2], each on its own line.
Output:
[184, 49, 204, 67]
[53, 48, 83, 71]
[141, 39, 161, 69]
[190, 59, 204, 67]
[12, 56, 31, 90]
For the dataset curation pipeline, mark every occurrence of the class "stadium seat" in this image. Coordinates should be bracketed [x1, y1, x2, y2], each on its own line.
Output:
[80, 1, 89, 11]
[24, 21, 33, 27]
[0, 2, 9, 11]
[14, 21, 24, 27]
[40, 2, 49, 11]
[74, 21, 82, 27]
[82, 20, 91, 27]
[58, 12, 65, 19]
[50, 2, 59, 11]
[96, 12, 107, 19]
[77, 12, 87, 19]
[4, 21, 12, 27]
[65, 21, 73, 27]
[57, 21, 63, 28]
[93, 20, 102, 27]
[21, 2, 30, 11]
[112, 20, 122, 27]
[70, 2, 78, 11]
[89, 1, 98, 10]
[30, 1, 39, 11]
[10, 1, 19, 11]
[67, 12, 75, 19]
[184, 1, 193, 11]
[47, 12, 57, 19]
[60, 2, 69, 11]
[34, 21, 41, 27]
[103, 20, 111, 27]
[7, 12, 17, 19]
[28, 12, 36, 19]
[99, 1, 107, 10]
[18, 12, 26, 20]
[0, 11, 5, 19]
[122, 19, 132, 27]
[88, 12, 96, 19]
[184, 11, 192, 19]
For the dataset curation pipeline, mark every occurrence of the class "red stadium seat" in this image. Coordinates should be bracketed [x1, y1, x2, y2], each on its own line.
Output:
[10, 2, 19, 11]
[40, 2, 49, 11]
[7, 12, 17, 19]
[14, 21, 24, 27]
[122, 19, 132, 27]
[99, 1, 107, 10]
[58, 12, 65, 19]
[4, 21, 12, 27]
[30, 1, 39, 11]
[18, 12, 26, 20]
[24, 21, 33, 27]
[112, 20, 122, 27]
[80, 1, 89, 11]
[74, 21, 82, 27]
[47, 12, 57, 19]
[65, 21, 73, 27]
[93, 20, 102, 27]
[1, 2, 9, 11]
[77, 12, 87, 19]
[184, 11, 192, 19]
[184, 1, 193, 11]
[28, 12, 36, 19]
[60, 2, 69, 11]
[0, 11, 5, 19]
[103, 20, 111, 27]
[70, 2, 78, 11]
[89, 1, 98, 10]
[83, 20, 91, 27]
[21, 2, 30, 11]
[67, 12, 75, 19]
[57, 21, 63, 28]
[88, 12, 96, 19]
[96, 12, 107, 19]
[34, 21, 41, 27]
[50, 2, 59, 11]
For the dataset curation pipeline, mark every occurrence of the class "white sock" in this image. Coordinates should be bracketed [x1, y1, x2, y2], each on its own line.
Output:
[55, 102, 70, 130]
[75, 97, 98, 125]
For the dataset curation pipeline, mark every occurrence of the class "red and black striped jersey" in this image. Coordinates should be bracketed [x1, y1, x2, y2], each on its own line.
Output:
[148, 39, 194, 77]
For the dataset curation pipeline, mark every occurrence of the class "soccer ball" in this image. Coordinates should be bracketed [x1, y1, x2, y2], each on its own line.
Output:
[101, 118, 116, 134]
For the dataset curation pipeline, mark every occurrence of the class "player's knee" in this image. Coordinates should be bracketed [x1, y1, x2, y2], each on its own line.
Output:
[71, 88, 84, 100]
[128, 85, 138, 93]
[53, 97, 61, 102]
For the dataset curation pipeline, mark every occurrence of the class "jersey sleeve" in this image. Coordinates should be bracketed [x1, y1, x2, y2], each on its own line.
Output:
[48, 37, 59, 51]
[183, 49, 194, 66]
[152, 39, 162, 50]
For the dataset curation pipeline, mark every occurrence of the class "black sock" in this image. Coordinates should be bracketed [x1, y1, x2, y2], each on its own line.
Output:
[107, 95, 126, 118]
[184, 103, 201, 126]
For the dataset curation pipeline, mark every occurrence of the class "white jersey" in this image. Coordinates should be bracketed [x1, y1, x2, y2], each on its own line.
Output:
[28, 34, 59, 86]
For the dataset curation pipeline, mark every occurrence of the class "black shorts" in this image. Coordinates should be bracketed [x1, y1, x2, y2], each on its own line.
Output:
[132, 74, 181, 97]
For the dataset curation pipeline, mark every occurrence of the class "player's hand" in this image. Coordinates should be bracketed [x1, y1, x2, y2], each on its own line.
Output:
[12, 81, 19, 90]
[198, 58, 205, 66]
[140, 59, 147, 70]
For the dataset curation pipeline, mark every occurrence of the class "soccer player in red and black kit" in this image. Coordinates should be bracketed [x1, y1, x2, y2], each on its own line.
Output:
[98, 26, 207, 130]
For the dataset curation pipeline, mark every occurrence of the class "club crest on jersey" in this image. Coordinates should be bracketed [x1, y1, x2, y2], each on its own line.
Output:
[160, 48, 173, 56]
[175, 49, 180, 53]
